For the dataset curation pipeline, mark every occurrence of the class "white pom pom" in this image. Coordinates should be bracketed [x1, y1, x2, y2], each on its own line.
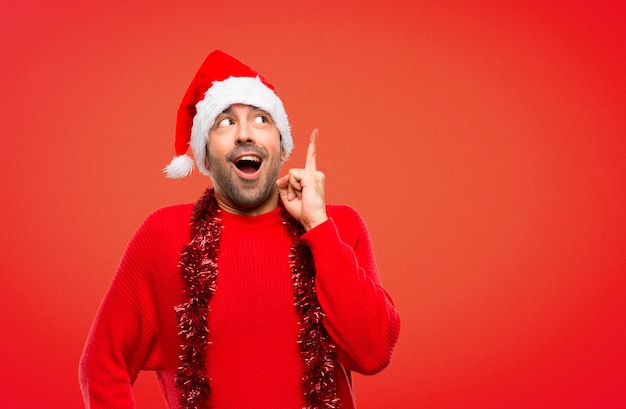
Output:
[163, 154, 195, 178]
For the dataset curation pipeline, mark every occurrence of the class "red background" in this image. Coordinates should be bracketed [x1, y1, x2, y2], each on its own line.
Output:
[1, 0, 625, 407]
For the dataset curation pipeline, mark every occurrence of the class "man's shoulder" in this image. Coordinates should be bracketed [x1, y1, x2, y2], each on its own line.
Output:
[326, 204, 367, 231]
[320, 204, 371, 245]
[139, 203, 195, 232]
[148, 202, 195, 219]
[326, 203, 361, 220]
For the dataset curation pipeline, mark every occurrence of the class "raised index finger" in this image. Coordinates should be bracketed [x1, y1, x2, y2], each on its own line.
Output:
[305, 129, 318, 171]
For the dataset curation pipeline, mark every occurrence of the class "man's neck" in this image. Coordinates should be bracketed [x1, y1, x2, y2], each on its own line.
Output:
[214, 190, 279, 217]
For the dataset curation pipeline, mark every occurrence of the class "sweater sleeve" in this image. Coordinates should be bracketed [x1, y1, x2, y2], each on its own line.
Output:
[302, 205, 401, 375]
[79, 205, 189, 408]
[79, 284, 156, 408]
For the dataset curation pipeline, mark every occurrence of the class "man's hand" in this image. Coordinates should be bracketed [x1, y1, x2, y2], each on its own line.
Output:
[277, 129, 328, 231]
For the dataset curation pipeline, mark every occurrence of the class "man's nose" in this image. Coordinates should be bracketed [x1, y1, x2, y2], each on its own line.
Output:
[236, 123, 255, 144]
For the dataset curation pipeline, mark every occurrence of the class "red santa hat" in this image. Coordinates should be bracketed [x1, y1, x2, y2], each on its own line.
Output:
[164, 50, 293, 178]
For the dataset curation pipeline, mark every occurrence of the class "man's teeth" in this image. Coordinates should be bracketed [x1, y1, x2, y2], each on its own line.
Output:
[239, 155, 260, 162]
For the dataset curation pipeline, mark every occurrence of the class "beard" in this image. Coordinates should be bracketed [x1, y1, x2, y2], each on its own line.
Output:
[207, 145, 282, 211]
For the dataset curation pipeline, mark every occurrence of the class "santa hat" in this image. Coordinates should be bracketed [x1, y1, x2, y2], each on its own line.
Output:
[164, 50, 293, 178]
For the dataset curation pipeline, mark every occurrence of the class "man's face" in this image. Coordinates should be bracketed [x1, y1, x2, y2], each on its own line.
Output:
[206, 104, 285, 215]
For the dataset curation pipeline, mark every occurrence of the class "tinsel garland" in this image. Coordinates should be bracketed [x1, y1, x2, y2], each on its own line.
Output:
[174, 188, 340, 409]
[174, 189, 221, 408]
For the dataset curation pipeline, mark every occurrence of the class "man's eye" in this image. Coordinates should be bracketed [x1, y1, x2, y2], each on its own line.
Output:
[253, 115, 269, 124]
[217, 118, 234, 127]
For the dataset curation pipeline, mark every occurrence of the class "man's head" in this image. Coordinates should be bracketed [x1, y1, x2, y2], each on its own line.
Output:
[164, 50, 293, 179]
[205, 103, 284, 214]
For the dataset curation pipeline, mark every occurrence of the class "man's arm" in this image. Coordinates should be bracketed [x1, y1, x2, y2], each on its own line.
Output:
[303, 206, 401, 375]
[78, 207, 182, 408]
[278, 130, 400, 374]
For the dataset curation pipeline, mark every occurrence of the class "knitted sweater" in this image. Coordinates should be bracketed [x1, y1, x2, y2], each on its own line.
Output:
[79, 202, 400, 408]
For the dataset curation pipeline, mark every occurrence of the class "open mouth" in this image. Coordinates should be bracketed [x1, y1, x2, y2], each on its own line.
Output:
[234, 155, 262, 174]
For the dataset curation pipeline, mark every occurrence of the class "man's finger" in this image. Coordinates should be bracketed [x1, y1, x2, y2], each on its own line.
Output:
[305, 129, 318, 171]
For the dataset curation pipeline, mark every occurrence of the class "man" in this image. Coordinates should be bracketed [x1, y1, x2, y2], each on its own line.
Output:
[79, 50, 400, 409]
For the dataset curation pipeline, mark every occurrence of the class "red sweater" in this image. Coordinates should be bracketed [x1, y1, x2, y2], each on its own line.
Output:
[79, 203, 400, 408]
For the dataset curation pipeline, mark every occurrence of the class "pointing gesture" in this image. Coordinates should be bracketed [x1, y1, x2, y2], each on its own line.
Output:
[277, 129, 328, 231]
[305, 128, 317, 171]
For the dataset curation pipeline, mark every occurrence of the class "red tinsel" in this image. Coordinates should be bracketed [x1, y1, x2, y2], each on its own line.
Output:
[175, 188, 339, 408]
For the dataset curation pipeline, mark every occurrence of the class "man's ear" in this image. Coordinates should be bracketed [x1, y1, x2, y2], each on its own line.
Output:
[205, 146, 211, 170]
[279, 135, 286, 163]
